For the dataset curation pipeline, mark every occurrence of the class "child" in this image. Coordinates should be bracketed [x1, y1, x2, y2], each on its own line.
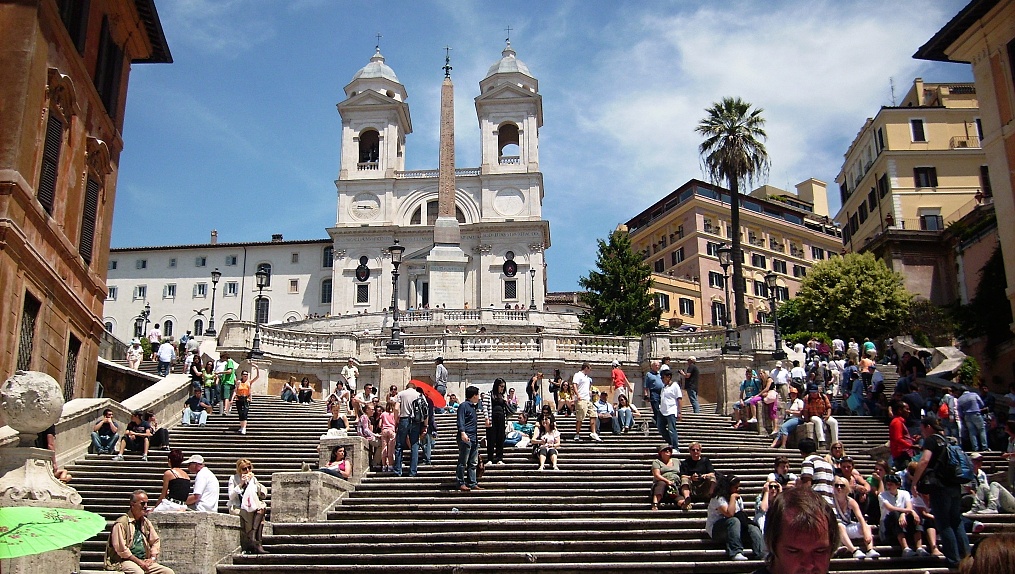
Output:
[878, 474, 925, 557]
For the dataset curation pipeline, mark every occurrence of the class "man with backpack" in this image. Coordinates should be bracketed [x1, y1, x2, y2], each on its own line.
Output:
[911, 415, 970, 568]
[394, 382, 425, 477]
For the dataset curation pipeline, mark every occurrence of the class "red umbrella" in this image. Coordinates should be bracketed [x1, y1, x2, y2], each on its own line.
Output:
[410, 379, 447, 409]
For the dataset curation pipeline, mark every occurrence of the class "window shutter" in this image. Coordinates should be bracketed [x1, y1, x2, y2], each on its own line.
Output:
[38, 114, 63, 214]
[79, 178, 100, 264]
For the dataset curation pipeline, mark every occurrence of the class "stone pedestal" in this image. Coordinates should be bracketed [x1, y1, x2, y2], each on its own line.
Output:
[712, 355, 756, 416]
[240, 359, 272, 395]
[270, 472, 355, 523]
[317, 436, 370, 481]
[149, 512, 245, 574]
[426, 243, 468, 310]
[378, 355, 414, 392]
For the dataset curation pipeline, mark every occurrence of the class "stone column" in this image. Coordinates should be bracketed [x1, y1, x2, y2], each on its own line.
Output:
[240, 358, 272, 395]
[378, 355, 414, 392]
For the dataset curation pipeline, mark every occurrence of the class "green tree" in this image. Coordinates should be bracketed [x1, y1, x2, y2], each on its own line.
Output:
[578, 230, 661, 335]
[793, 252, 912, 341]
[696, 97, 770, 327]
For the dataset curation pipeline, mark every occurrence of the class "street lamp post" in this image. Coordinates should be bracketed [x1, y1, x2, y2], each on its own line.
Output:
[717, 243, 740, 354]
[206, 268, 222, 336]
[250, 268, 268, 359]
[135, 302, 151, 339]
[529, 268, 537, 311]
[765, 271, 787, 360]
[386, 239, 405, 354]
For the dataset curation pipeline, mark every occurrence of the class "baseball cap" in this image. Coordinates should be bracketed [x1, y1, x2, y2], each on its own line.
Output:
[659, 364, 671, 372]
[658, 444, 673, 453]
[687, 356, 696, 362]
[807, 384, 819, 393]
[775, 361, 782, 368]
[184, 454, 205, 465]
[611, 360, 620, 367]
[970, 452, 982, 461]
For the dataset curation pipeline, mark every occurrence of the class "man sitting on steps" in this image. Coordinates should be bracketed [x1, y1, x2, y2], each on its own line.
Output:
[677, 441, 716, 510]
[594, 391, 620, 434]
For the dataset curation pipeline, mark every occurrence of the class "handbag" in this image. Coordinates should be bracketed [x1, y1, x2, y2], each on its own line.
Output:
[846, 393, 862, 412]
[763, 390, 778, 405]
[240, 479, 264, 512]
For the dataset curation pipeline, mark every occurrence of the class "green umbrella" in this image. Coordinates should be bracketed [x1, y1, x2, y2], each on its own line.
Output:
[0, 506, 106, 559]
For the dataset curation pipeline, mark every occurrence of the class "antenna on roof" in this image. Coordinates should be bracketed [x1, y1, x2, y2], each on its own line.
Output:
[890, 77, 896, 106]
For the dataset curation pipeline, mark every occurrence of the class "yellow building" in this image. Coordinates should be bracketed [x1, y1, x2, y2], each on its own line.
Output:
[626, 179, 843, 327]
[915, 0, 1015, 332]
[0, 0, 171, 400]
[835, 78, 988, 303]
[647, 273, 704, 329]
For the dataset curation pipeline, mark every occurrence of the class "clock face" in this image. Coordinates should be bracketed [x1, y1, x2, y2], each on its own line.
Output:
[350, 193, 381, 221]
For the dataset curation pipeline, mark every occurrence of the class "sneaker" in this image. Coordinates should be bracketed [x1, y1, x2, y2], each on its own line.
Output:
[853, 549, 866, 560]
[537, 465, 544, 471]
[240, 428, 246, 435]
[972, 521, 986, 533]
[572, 434, 581, 442]
[494, 460, 505, 466]
[140, 455, 147, 461]
[732, 553, 749, 561]
[746, 417, 758, 423]
[112, 455, 123, 461]
[916, 548, 930, 557]
[867, 549, 880, 560]
[589, 433, 602, 442]
[902, 548, 917, 558]
[552, 465, 560, 471]
[977, 508, 999, 514]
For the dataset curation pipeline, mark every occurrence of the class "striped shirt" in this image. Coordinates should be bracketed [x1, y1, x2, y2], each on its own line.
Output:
[801, 454, 835, 503]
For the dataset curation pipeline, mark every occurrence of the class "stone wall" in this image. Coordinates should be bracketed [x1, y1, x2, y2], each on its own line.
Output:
[150, 512, 246, 574]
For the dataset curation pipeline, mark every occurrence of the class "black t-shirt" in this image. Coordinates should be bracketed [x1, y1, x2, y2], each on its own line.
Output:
[680, 456, 715, 477]
[185, 396, 210, 412]
[684, 365, 700, 392]
[95, 420, 116, 437]
[903, 391, 924, 424]
[126, 420, 151, 437]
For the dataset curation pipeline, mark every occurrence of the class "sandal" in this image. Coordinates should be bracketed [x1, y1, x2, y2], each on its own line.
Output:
[650, 504, 659, 510]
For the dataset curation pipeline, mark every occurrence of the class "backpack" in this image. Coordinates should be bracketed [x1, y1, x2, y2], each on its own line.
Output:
[935, 435, 974, 485]
[937, 400, 949, 419]
[410, 395, 429, 423]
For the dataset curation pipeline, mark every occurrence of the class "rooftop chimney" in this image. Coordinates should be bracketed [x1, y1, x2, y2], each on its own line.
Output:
[271, 234, 283, 243]
[210, 230, 218, 245]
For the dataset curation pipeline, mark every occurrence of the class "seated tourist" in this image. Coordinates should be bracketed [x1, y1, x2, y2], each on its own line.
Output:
[506, 388, 519, 415]
[754, 479, 782, 530]
[615, 394, 640, 433]
[91, 408, 120, 455]
[651, 444, 679, 510]
[506, 413, 535, 448]
[298, 377, 314, 403]
[594, 391, 620, 434]
[803, 384, 839, 447]
[556, 381, 575, 416]
[113, 410, 151, 461]
[705, 474, 764, 561]
[731, 368, 761, 429]
[878, 474, 924, 557]
[767, 456, 797, 487]
[835, 455, 870, 507]
[280, 376, 298, 403]
[677, 441, 716, 510]
[446, 394, 460, 413]
[145, 411, 170, 451]
[912, 488, 943, 557]
[831, 476, 879, 560]
[182, 387, 212, 426]
[965, 452, 1015, 514]
[771, 387, 804, 449]
[318, 445, 351, 479]
[329, 402, 349, 432]
[532, 414, 561, 471]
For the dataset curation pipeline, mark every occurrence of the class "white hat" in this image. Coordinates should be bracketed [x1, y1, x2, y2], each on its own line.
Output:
[687, 356, 696, 363]
[775, 361, 783, 368]
[659, 364, 671, 372]
[611, 360, 620, 367]
[184, 454, 204, 465]
[131, 338, 140, 345]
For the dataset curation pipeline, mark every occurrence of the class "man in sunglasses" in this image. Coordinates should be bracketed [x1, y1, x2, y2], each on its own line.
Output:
[104, 489, 175, 573]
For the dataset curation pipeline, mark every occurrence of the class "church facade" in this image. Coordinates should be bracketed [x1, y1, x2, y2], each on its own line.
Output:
[329, 43, 550, 315]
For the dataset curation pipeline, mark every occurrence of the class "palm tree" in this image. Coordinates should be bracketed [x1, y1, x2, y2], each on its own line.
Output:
[696, 97, 770, 328]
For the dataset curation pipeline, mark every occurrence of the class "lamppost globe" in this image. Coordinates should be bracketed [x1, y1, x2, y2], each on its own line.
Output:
[206, 268, 222, 337]
[717, 243, 732, 269]
[386, 239, 405, 354]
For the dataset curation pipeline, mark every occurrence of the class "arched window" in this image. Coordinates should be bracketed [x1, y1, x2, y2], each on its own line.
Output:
[358, 129, 380, 166]
[104, 322, 113, 333]
[255, 298, 269, 324]
[257, 263, 272, 287]
[497, 123, 520, 164]
[321, 278, 333, 305]
[163, 320, 174, 337]
[410, 201, 465, 225]
[193, 319, 204, 336]
[323, 246, 334, 268]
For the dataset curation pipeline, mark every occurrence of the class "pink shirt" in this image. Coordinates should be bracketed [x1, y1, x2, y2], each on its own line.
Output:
[380, 411, 396, 432]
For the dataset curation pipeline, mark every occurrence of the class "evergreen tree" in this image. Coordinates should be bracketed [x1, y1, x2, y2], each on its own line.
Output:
[578, 230, 661, 335]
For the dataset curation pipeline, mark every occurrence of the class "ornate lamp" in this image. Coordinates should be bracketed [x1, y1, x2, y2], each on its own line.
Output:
[765, 271, 787, 360]
[716, 244, 739, 353]
[250, 268, 268, 359]
[206, 268, 222, 336]
[386, 239, 405, 354]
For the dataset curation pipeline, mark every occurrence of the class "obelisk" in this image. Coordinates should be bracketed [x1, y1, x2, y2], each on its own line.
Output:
[427, 49, 468, 309]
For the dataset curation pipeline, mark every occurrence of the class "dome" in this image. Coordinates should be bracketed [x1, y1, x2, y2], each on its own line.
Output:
[485, 41, 532, 78]
[352, 48, 399, 83]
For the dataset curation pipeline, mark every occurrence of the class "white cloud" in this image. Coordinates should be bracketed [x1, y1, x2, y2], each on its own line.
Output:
[160, 0, 276, 55]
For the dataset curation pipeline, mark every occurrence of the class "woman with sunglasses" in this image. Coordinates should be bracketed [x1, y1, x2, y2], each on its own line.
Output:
[227, 458, 268, 554]
[754, 480, 782, 531]
[832, 476, 879, 560]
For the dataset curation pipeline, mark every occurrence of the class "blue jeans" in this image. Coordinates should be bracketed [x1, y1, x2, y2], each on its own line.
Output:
[711, 516, 765, 558]
[664, 414, 679, 450]
[422, 432, 435, 464]
[686, 388, 700, 414]
[650, 395, 663, 435]
[617, 407, 634, 429]
[394, 417, 420, 477]
[775, 417, 801, 440]
[929, 487, 969, 567]
[91, 432, 118, 454]
[963, 413, 988, 451]
[457, 436, 479, 487]
[205, 385, 220, 407]
[157, 361, 171, 377]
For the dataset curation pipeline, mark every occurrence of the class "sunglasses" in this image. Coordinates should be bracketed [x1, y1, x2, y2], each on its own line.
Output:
[834, 484, 848, 489]
[132, 501, 150, 508]
[241, 466, 252, 472]
[689, 448, 701, 452]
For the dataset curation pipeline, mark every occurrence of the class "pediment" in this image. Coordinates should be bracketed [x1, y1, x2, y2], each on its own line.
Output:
[341, 90, 405, 108]
[475, 83, 539, 103]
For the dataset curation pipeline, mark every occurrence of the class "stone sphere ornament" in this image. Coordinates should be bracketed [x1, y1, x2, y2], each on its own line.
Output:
[1, 370, 65, 435]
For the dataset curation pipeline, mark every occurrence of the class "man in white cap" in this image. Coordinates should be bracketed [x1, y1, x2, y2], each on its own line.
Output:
[609, 360, 631, 403]
[185, 454, 220, 512]
[770, 360, 790, 402]
[341, 358, 359, 392]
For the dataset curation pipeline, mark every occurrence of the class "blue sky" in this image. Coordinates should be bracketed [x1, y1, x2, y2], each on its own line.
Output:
[114, 0, 973, 292]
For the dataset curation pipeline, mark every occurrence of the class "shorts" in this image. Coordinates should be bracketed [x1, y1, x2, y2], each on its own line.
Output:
[538, 446, 558, 457]
[844, 521, 863, 540]
[221, 384, 234, 400]
[680, 475, 716, 500]
[575, 400, 595, 424]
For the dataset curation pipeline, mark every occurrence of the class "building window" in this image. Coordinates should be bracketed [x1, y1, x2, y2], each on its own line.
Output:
[849, 213, 859, 235]
[79, 178, 100, 265]
[105, 321, 113, 333]
[107, 286, 117, 301]
[774, 286, 789, 302]
[257, 263, 272, 287]
[224, 282, 238, 297]
[321, 278, 333, 305]
[858, 202, 868, 224]
[679, 298, 695, 316]
[56, 0, 90, 53]
[793, 265, 807, 278]
[163, 320, 173, 337]
[136, 259, 147, 269]
[323, 246, 334, 268]
[675, 225, 684, 239]
[410, 201, 465, 225]
[195, 256, 207, 267]
[163, 284, 176, 299]
[291, 253, 299, 264]
[914, 166, 938, 188]
[194, 283, 207, 298]
[654, 259, 665, 273]
[751, 254, 766, 269]
[920, 214, 944, 231]
[910, 119, 926, 142]
[504, 280, 518, 300]
[133, 285, 147, 300]
[63, 334, 81, 401]
[356, 283, 369, 304]
[109, 260, 117, 270]
[653, 293, 670, 311]
[980, 165, 992, 197]
[703, 217, 716, 234]
[658, 235, 667, 248]
[975, 118, 983, 140]
[711, 301, 727, 327]
[226, 255, 238, 266]
[17, 292, 42, 371]
[671, 247, 684, 266]
[254, 299, 269, 324]
[94, 16, 123, 119]
[193, 319, 204, 336]
[867, 188, 877, 211]
[289, 279, 299, 293]
[753, 281, 769, 298]
[811, 246, 825, 260]
[168, 258, 176, 268]
[358, 129, 380, 166]
[708, 271, 725, 289]
[37, 113, 63, 215]
[706, 242, 720, 257]
[877, 173, 890, 198]
[772, 259, 787, 274]
[875, 127, 885, 153]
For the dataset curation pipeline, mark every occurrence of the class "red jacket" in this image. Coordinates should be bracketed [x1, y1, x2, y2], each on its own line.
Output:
[889, 415, 914, 458]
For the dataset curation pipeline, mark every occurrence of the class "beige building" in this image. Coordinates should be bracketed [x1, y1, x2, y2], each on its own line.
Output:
[626, 178, 843, 327]
[647, 273, 704, 329]
[915, 0, 1015, 335]
[0, 0, 170, 401]
[834, 78, 989, 303]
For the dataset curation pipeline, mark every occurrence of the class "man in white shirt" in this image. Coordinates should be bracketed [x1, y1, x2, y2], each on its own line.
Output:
[789, 360, 807, 390]
[155, 339, 176, 377]
[659, 369, 683, 450]
[352, 384, 377, 414]
[185, 454, 220, 512]
[832, 337, 845, 355]
[341, 358, 359, 392]
[770, 361, 790, 401]
[571, 362, 600, 442]
[594, 391, 619, 434]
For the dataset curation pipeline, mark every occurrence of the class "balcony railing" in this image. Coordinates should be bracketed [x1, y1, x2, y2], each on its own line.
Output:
[949, 136, 981, 149]
[357, 162, 379, 171]
[498, 156, 520, 165]
[395, 167, 481, 179]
